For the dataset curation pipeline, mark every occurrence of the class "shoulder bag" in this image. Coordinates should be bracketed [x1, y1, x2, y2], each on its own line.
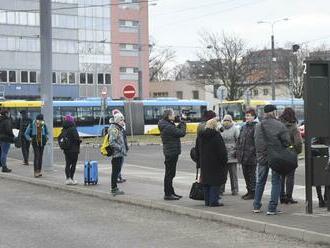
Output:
[260, 122, 298, 176]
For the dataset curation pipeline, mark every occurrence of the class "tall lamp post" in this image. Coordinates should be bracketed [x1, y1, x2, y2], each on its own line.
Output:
[258, 18, 289, 100]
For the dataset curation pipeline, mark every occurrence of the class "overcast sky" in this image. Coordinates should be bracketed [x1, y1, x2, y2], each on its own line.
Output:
[149, 0, 330, 65]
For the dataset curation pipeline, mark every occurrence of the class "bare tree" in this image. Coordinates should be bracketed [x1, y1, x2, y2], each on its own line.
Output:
[149, 42, 176, 82]
[193, 31, 257, 100]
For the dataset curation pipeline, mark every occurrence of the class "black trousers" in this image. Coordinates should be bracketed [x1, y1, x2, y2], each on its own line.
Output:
[111, 157, 123, 190]
[64, 152, 79, 179]
[32, 142, 44, 172]
[21, 137, 30, 164]
[281, 169, 295, 199]
[164, 154, 179, 196]
[242, 163, 256, 194]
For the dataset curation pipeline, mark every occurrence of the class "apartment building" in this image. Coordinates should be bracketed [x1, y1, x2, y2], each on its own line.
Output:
[0, 0, 149, 99]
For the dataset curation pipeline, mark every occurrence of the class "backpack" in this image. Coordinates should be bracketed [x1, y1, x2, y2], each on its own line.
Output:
[100, 134, 113, 157]
[58, 129, 71, 150]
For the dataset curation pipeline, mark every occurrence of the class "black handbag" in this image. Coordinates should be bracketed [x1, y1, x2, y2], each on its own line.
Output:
[189, 168, 204, 200]
[190, 147, 197, 162]
[261, 123, 298, 176]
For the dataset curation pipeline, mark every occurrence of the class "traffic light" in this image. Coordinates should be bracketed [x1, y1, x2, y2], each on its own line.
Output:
[292, 44, 300, 52]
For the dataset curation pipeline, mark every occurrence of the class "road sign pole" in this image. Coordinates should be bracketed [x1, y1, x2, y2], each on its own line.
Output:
[128, 100, 134, 142]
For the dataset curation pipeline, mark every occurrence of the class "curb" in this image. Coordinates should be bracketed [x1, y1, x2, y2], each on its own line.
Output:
[1, 173, 329, 246]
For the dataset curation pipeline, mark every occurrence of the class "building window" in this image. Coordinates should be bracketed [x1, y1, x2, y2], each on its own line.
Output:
[21, 71, 28, 83]
[9, 71, 16, 83]
[0, 71, 7, 82]
[61, 72, 68, 84]
[98, 73, 104, 84]
[87, 73, 93, 84]
[30, 71, 36, 83]
[53, 72, 57, 84]
[69, 72, 75, 84]
[105, 73, 111, 84]
[253, 89, 258, 96]
[153, 92, 168, 97]
[119, 67, 126, 73]
[133, 67, 139, 73]
[192, 90, 199, 99]
[80, 73, 86, 84]
[176, 91, 183, 99]
[263, 88, 269, 96]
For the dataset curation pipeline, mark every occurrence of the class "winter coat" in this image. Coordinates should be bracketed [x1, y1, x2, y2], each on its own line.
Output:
[158, 119, 186, 157]
[24, 120, 49, 146]
[18, 116, 32, 141]
[221, 123, 240, 163]
[281, 121, 303, 154]
[61, 120, 81, 154]
[236, 121, 257, 165]
[108, 123, 127, 158]
[0, 115, 15, 143]
[254, 116, 290, 166]
[196, 128, 228, 186]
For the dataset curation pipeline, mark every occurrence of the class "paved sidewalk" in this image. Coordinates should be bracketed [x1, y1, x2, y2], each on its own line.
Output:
[1, 157, 330, 246]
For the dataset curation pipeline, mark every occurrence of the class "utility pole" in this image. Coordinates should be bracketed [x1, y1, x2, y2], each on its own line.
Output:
[138, 17, 143, 99]
[271, 34, 275, 100]
[40, 0, 53, 169]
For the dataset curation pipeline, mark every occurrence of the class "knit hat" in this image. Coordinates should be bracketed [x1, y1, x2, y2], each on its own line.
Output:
[264, 104, 277, 113]
[64, 114, 74, 123]
[36, 114, 44, 120]
[202, 110, 216, 121]
[114, 112, 124, 123]
[205, 118, 218, 130]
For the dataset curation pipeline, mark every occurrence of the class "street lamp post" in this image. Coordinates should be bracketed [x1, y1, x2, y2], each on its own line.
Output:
[258, 18, 289, 100]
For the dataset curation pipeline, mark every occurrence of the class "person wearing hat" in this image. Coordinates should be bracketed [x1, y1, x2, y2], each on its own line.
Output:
[108, 112, 127, 196]
[60, 115, 81, 185]
[25, 114, 49, 177]
[220, 114, 240, 196]
[17, 110, 32, 165]
[0, 109, 14, 173]
[236, 107, 258, 200]
[253, 104, 290, 215]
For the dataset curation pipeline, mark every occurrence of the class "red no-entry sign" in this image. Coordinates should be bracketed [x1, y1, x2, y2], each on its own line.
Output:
[123, 84, 136, 99]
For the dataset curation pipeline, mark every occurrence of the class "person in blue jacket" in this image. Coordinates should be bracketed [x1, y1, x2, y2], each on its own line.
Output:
[25, 114, 48, 177]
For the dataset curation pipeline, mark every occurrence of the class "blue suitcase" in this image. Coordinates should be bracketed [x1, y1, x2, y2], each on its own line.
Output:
[84, 160, 98, 185]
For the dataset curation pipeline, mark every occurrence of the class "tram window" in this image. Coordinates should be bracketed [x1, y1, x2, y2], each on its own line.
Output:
[61, 107, 76, 117]
[53, 106, 62, 127]
[77, 107, 93, 124]
[144, 106, 154, 124]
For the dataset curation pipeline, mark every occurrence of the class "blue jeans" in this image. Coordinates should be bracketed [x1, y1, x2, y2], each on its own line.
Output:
[253, 163, 281, 212]
[0, 142, 10, 168]
[203, 185, 221, 206]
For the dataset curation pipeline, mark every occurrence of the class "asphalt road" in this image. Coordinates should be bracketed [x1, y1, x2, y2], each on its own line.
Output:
[0, 179, 325, 248]
[8, 143, 306, 186]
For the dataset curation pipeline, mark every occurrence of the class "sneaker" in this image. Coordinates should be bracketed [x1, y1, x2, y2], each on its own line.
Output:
[71, 179, 77, 185]
[252, 208, 262, 213]
[65, 179, 72, 185]
[241, 192, 249, 199]
[111, 188, 125, 196]
[243, 193, 254, 200]
[266, 210, 282, 215]
[117, 178, 127, 183]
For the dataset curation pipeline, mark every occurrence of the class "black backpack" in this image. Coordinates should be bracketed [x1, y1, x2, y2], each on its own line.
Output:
[58, 129, 71, 150]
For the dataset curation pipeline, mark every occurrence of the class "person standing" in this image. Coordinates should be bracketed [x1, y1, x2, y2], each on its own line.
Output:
[17, 110, 32, 165]
[25, 114, 49, 178]
[278, 107, 303, 204]
[61, 115, 81, 185]
[158, 109, 186, 200]
[108, 112, 127, 196]
[196, 118, 228, 206]
[0, 110, 14, 173]
[253, 104, 290, 215]
[220, 114, 240, 195]
[236, 108, 258, 200]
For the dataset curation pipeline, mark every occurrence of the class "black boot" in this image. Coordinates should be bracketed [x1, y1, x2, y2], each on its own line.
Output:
[319, 200, 326, 208]
[2, 167, 12, 173]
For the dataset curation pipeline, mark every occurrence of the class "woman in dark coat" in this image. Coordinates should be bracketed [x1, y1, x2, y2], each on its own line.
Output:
[196, 118, 228, 207]
[60, 115, 81, 185]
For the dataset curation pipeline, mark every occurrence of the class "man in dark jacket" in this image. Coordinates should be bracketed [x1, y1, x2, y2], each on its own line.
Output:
[253, 104, 290, 215]
[17, 110, 32, 165]
[0, 110, 14, 172]
[158, 109, 186, 200]
[236, 108, 258, 200]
